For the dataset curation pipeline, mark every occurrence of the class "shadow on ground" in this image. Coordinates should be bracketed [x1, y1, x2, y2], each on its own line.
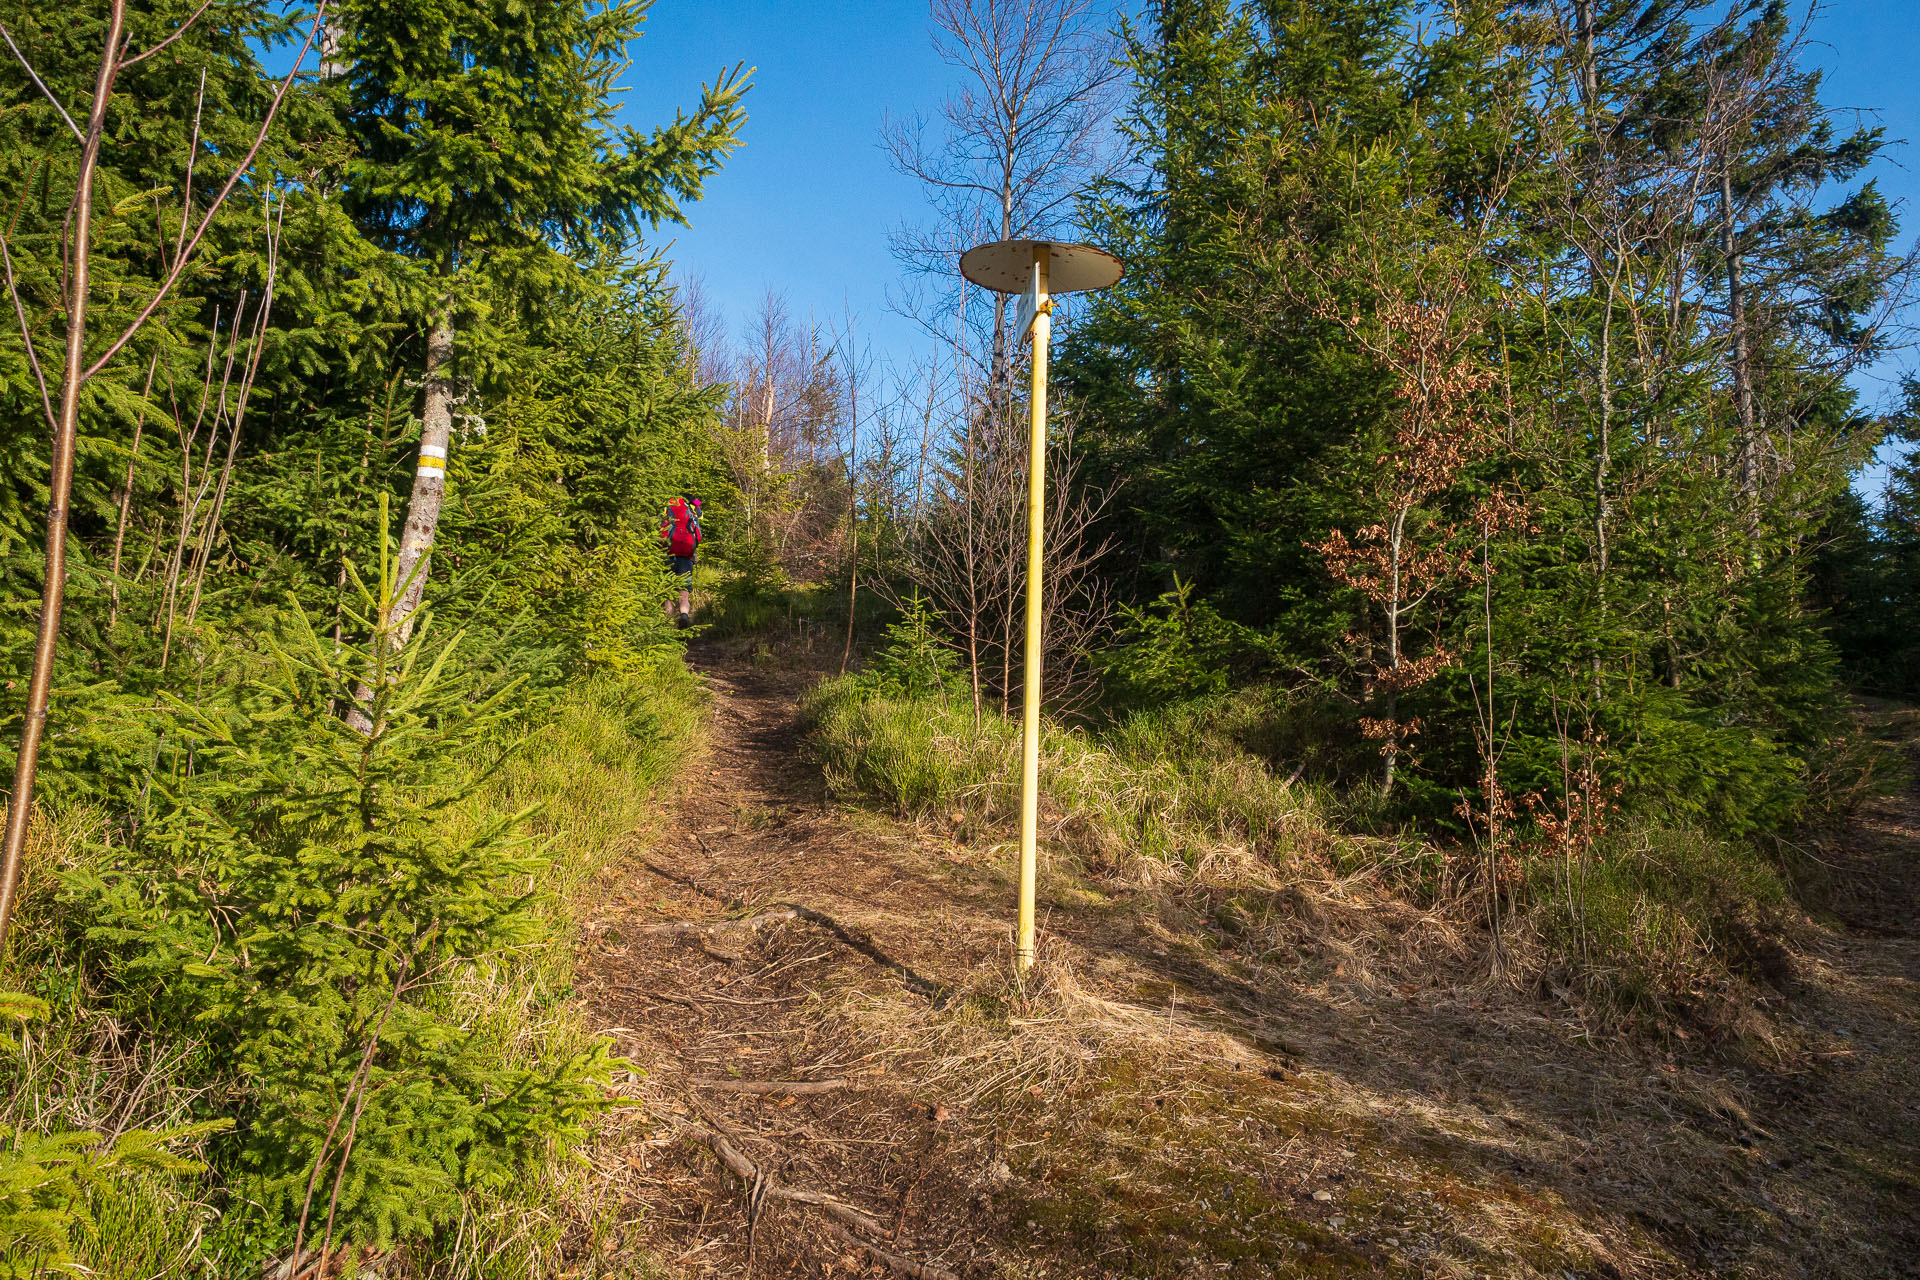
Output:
[571, 637, 1920, 1279]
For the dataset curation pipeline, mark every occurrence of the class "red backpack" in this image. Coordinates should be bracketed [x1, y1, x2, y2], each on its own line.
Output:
[666, 498, 703, 556]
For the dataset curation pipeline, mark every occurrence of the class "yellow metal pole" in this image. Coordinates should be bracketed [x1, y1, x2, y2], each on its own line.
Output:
[1016, 244, 1051, 974]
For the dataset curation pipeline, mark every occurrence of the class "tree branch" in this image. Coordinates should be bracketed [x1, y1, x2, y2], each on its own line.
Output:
[81, 0, 326, 383]
[0, 232, 56, 431]
[117, 0, 219, 70]
[0, 21, 84, 144]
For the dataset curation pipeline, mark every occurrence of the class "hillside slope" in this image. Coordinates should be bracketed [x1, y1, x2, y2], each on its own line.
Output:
[569, 644, 1920, 1279]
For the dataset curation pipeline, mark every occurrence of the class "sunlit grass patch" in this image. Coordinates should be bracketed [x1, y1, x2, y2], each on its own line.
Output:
[803, 679, 1330, 885]
[3, 657, 704, 1278]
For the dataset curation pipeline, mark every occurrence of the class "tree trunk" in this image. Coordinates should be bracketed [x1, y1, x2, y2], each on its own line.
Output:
[0, 0, 125, 949]
[841, 375, 859, 675]
[393, 300, 456, 642]
[1594, 269, 1615, 699]
[188, 207, 281, 626]
[1383, 507, 1406, 795]
[1720, 163, 1760, 527]
[963, 412, 984, 724]
[1572, 0, 1600, 110]
[319, 12, 348, 79]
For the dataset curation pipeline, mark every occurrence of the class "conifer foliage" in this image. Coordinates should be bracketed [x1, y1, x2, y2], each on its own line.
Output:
[0, 0, 740, 1263]
[1060, 0, 1909, 828]
[74, 517, 612, 1251]
[0, 994, 223, 1272]
[337, 0, 748, 637]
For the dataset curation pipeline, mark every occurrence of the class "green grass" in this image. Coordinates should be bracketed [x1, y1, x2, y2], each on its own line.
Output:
[419, 658, 705, 1278]
[1527, 817, 1795, 1020]
[806, 677, 1804, 1034]
[68, 1174, 218, 1279]
[803, 678, 1330, 879]
[0, 810, 217, 1277]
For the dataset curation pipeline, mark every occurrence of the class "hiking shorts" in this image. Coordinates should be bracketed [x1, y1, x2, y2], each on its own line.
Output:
[666, 553, 696, 578]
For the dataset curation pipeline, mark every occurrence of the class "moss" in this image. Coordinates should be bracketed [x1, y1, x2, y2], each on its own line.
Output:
[974, 1056, 1396, 1276]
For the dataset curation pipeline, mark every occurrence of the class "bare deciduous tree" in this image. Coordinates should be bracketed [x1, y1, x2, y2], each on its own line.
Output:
[885, 0, 1121, 399]
[710, 293, 848, 582]
[884, 0, 1123, 709]
[911, 411, 1114, 719]
[0, 0, 325, 946]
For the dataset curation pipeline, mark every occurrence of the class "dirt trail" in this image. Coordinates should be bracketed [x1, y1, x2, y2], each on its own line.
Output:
[577, 648, 1920, 1279]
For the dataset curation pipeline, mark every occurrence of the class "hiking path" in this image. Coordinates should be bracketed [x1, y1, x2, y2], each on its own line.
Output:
[574, 642, 1920, 1279]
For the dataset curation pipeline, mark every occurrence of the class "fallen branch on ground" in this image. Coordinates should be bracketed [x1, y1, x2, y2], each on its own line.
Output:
[693, 1077, 853, 1095]
[824, 1220, 961, 1280]
[636, 908, 800, 935]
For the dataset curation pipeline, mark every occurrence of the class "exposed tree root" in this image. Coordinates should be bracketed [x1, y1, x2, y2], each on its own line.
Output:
[682, 1117, 892, 1239]
[772, 901, 948, 1001]
[692, 1076, 853, 1095]
[824, 1220, 962, 1280]
[635, 894, 948, 1001]
[635, 907, 800, 936]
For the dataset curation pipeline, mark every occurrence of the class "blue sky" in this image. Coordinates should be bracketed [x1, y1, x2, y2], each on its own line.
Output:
[1809, 0, 1919, 491]
[622, 1, 1920, 484]
[622, 1, 946, 363]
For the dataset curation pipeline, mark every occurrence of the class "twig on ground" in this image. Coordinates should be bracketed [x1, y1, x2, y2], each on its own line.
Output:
[693, 1077, 853, 1095]
[626, 989, 703, 1008]
[618, 984, 803, 1008]
[640, 854, 740, 908]
[701, 940, 746, 965]
[726, 947, 833, 988]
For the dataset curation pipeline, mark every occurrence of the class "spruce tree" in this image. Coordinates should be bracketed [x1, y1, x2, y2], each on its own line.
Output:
[333, 0, 747, 635]
[1060, 0, 1905, 829]
[75, 509, 612, 1249]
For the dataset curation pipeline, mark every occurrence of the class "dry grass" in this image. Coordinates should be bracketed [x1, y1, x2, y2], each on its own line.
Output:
[402, 661, 708, 1280]
[555, 645, 1920, 1279]
[806, 680, 1816, 1048]
[0, 807, 220, 1276]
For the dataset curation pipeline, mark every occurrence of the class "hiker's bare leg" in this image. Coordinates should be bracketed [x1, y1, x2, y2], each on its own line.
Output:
[679, 587, 691, 615]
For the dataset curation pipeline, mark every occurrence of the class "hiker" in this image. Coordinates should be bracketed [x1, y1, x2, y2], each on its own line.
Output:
[661, 494, 703, 628]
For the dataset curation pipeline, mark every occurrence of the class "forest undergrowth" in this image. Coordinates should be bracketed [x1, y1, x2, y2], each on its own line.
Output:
[0, 647, 704, 1276]
[805, 667, 1825, 1053]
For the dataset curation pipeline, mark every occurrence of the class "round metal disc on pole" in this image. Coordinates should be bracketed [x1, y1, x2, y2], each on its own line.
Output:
[958, 238, 1124, 975]
[959, 239, 1123, 295]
